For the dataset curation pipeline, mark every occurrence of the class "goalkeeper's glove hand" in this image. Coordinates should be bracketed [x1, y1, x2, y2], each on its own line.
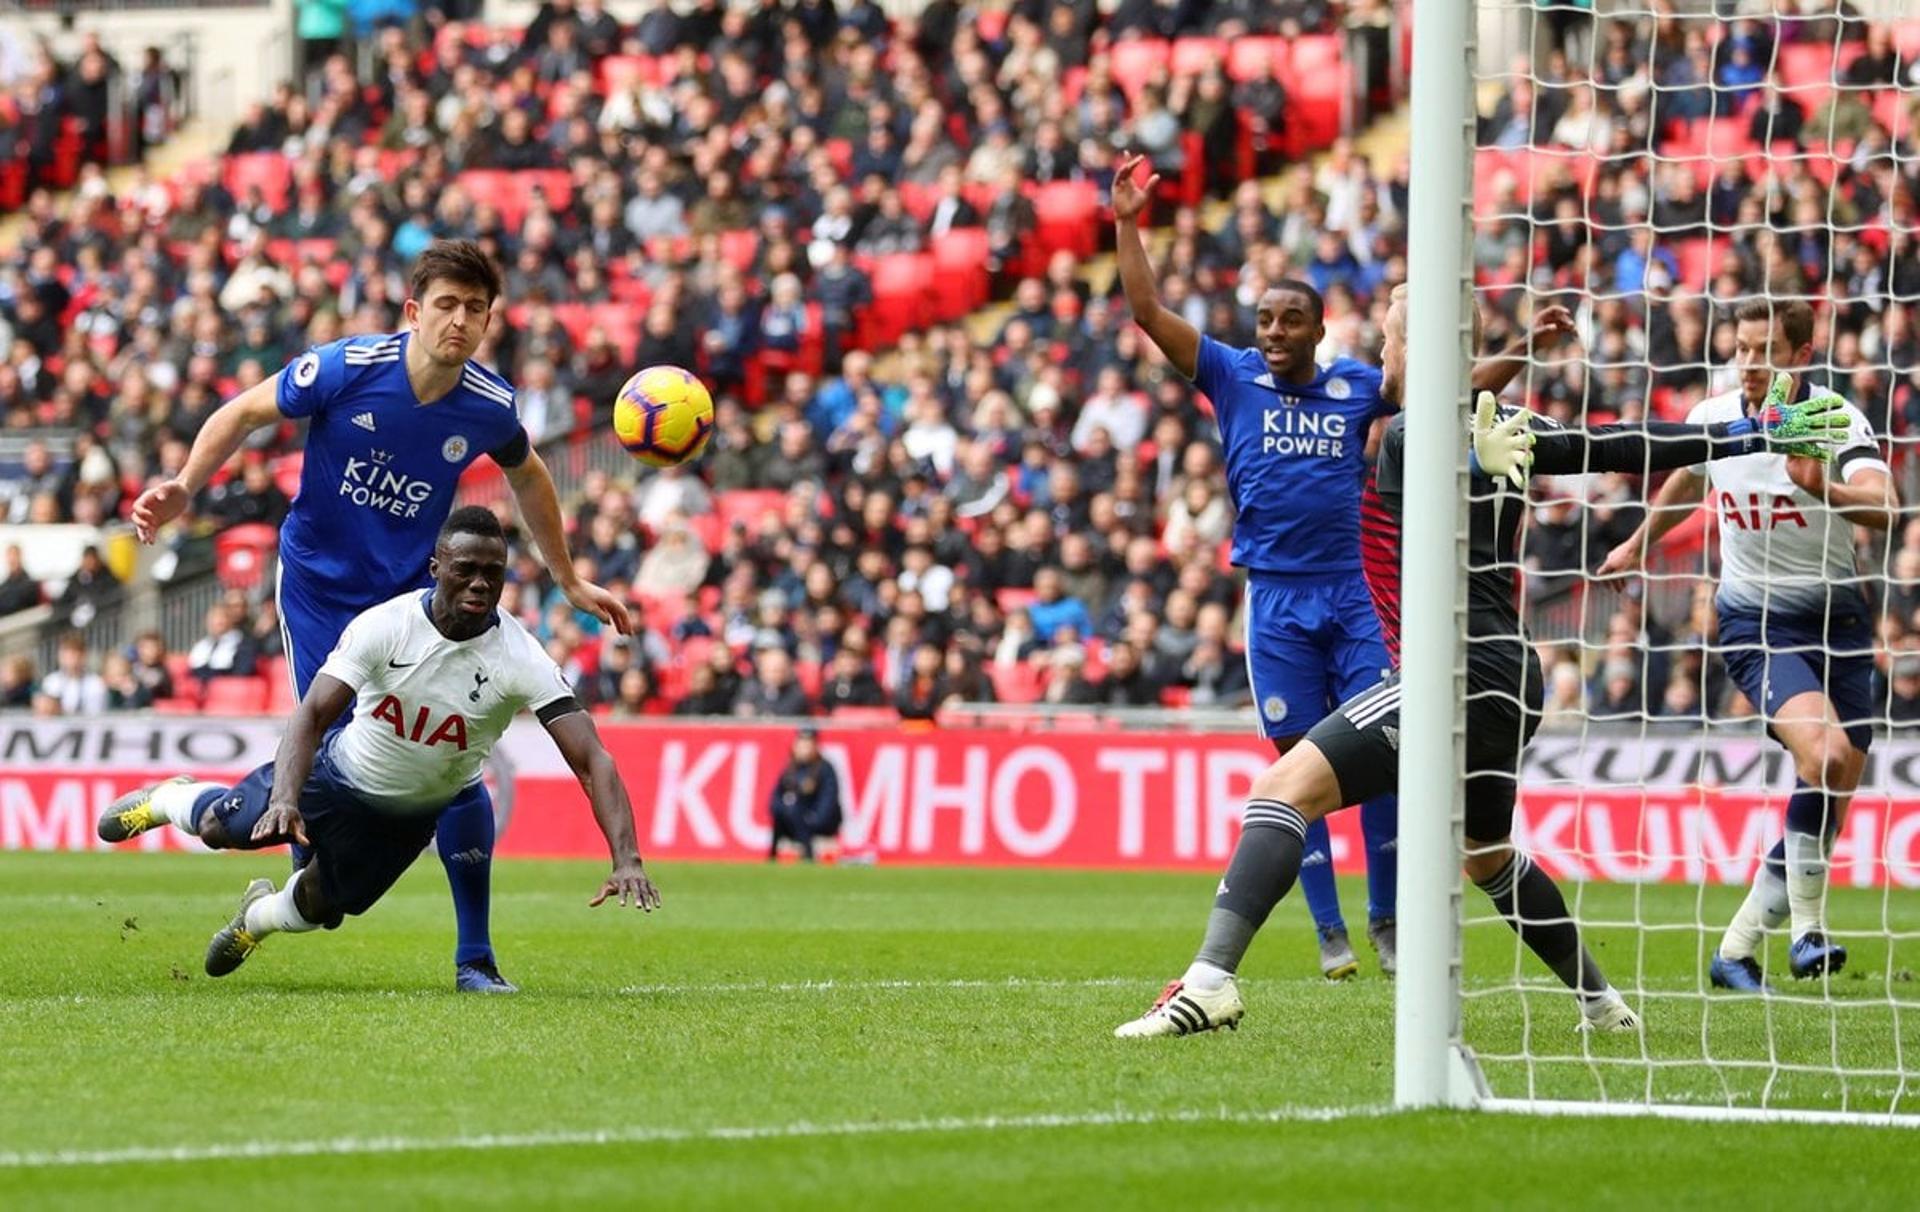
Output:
[1472, 390, 1536, 489]
[1753, 370, 1852, 461]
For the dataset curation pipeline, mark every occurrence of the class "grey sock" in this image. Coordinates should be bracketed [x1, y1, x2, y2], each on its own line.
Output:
[1195, 799, 1308, 974]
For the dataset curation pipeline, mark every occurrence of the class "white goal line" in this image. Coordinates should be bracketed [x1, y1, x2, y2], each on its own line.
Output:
[1481, 1098, 1920, 1131]
[0, 1105, 1391, 1171]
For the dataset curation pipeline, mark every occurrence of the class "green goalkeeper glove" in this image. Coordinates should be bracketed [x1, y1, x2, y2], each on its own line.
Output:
[1472, 391, 1536, 489]
[1753, 371, 1852, 460]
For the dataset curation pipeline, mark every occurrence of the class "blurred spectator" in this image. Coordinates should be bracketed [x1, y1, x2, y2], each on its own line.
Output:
[188, 604, 260, 680]
[56, 546, 122, 630]
[766, 727, 842, 861]
[0, 656, 35, 709]
[1041, 644, 1100, 705]
[734, 646, 811, 718]
[129, 631, 175, 703]
[894, 641, 947, 721]
[39, 632, 108, 715]
[0, 545, 41, 615]
[820, 644, 886, 710]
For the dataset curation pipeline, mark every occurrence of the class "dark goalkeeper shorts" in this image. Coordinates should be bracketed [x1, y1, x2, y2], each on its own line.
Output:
[1306, 669, 1539, 843]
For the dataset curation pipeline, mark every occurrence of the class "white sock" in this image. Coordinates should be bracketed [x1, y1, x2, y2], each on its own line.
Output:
[1718, 867, 1789, 961]
[243, 869, 320, 937]
[1784, 830, 1831, 940]
[1181, 960, 1233, 992]
[152, 781, 226, 835]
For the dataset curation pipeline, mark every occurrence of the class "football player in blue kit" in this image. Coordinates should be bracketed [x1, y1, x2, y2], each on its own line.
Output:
[1110, 154, 1400, 979]
[129, 240, 633, 993]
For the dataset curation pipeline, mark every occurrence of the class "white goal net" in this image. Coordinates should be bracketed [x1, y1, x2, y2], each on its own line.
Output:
[1416, 0, 1920, 1123]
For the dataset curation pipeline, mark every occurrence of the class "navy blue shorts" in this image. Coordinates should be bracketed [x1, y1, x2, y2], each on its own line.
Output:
[209, 751, 442, 921]
[1718, 607, 1875, 752]
[1242, 571, 1393, 740]
[276, 561, 427, 699]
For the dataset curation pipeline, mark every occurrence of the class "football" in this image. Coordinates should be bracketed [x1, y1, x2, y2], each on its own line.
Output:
[612, 365, 715, 468]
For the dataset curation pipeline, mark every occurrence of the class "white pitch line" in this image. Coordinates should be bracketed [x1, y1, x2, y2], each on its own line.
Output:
[0, 1105, 1390, 1170]
[615, 976, 1146, 996]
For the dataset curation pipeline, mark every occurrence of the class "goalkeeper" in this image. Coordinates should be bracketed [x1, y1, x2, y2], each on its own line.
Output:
[1115, 298, 1852, 1038]
[1599, 299, 1897, 992]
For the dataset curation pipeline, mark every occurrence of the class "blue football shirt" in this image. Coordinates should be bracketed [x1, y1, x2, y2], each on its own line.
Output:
[275, 333, 529, 599]
[1193, 337, 1393, 576]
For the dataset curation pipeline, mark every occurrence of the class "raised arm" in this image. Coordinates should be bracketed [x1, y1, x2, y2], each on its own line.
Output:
[254, 672, 356, 844]
[1112, 154, 1200, 379]
[502, 448, 635, 635]
[131, 376, 284, 543]
[546, 709, 660, 910]
[1470, 305, 1577, 398]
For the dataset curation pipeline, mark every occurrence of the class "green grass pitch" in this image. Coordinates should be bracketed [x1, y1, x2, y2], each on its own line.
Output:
[3, 853, 1918, 1209]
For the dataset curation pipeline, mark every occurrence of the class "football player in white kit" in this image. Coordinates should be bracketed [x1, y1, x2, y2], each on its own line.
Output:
[1601, 298, 1897, 991]
[98, 507, 661, 979]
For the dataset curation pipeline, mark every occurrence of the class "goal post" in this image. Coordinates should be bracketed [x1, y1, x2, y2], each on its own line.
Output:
[1399, 0, 1920, 1126]
[1394, 0, 1480, 1111]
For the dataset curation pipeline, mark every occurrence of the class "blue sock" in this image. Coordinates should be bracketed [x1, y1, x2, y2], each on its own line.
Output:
[1763, 837, 1786, 882]
[1360, 794, 1398, 923]
[1783, 781, 1838, 839]
[437, 782, 497, 967]
[1297, 816, 1345, 931]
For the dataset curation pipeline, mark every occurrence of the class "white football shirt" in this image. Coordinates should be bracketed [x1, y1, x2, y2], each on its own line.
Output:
[317, 591, 578, 812]
[1686, 387, 1888, 616]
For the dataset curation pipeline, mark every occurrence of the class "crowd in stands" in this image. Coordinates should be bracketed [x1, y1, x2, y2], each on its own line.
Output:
[0, 0, 1362, 722]
[0, 30, 187, 209]
[5, 1, 1920, 735]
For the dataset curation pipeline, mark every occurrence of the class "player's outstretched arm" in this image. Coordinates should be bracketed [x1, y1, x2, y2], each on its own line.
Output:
[1112, 153, 1200, 379]
[502, 449, 635, 636]
[547, 710, 660, 910]
[130, 376, 284, 543]
[1597, 464, 1708, 576]
[256, 673, 356, 845]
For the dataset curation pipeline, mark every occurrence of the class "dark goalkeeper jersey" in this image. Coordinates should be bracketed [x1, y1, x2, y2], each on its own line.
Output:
[1362, 406, 1763, 697]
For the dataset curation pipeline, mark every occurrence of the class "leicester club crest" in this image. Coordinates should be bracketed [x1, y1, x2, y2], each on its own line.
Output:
[1326, 377, 1351, 401]
[442, 435, 470, 463]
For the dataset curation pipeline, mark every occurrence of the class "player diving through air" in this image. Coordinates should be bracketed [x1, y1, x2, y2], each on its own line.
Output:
[1115, 288, 1855, 1037]
[1600, 299, 1898, 992]
[98, 508, 661, 977]
[126, 239, 632, 993]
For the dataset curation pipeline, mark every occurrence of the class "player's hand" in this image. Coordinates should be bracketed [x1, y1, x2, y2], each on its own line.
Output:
[1756, 375, 1849, 461]
[1597, 537, 1644, 578]
[254, 800, 309, 846]
[564, 578, 634, 636]
[130, 478, 191, 544]
[1471, 391, 1535, 489]
[1112, 153, 1159, 224]
[1525, 305, 1577, 353]
[1786, 453, 1828, 497]
[590, 859, 660, 911]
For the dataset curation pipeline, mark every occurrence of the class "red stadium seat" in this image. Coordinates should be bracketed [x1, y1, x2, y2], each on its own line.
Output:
[718, 229, 759, 272]
[897, 181, 940, 222]
[995, 588, 1039, 614]
[865, 252, 936, 348]
[716, 489, 786, 532]
[794, 659, 823, 702]
[987, 663, 1044, 705]
[601, 54, 666, 93]
[929, 228, 991, 318]
[202, 677, 269, 716]
[224, 153, 292, 211]
[1030, 181, 1100, 259]
[214, 523, 279, 592]
[1226, 36, 1288, 83]
[1108, 38, 1171, 102]
[1290, 33, 1342, 74]
[272, 451, 304, 500]
[153, 697, 202, 716]
[1171, 37, 1228, 77]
